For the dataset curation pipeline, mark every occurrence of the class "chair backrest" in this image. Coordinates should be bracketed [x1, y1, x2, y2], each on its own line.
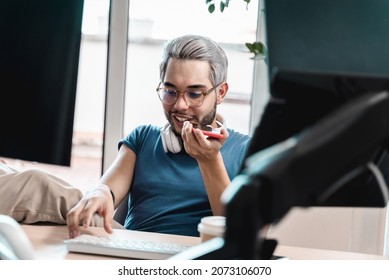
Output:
[113, 193, 129, 225]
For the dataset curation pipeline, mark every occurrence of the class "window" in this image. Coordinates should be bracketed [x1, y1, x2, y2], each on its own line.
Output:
[73, 0, 264, 174]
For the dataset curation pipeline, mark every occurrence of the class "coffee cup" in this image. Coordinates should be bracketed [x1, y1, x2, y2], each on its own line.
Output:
[197, 216, 226, 242]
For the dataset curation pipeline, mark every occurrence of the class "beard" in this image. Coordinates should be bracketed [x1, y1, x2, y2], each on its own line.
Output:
[164, 104, 217, 137]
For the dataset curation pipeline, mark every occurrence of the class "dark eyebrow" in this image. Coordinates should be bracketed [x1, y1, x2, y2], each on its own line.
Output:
[162, 82, 176, 88]
[162, 81, 207, 90]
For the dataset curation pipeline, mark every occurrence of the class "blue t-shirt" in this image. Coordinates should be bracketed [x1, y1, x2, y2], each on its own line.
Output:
[119, 125, 251, 236]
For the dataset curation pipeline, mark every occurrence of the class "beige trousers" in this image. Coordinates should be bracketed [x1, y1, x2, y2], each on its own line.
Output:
[0, 162, 124, 229]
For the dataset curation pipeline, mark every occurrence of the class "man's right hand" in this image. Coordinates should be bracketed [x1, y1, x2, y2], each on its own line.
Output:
[66, 184, 115, 238]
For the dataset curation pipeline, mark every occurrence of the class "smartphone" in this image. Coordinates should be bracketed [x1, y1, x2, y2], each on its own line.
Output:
[192, 128, 224, 139]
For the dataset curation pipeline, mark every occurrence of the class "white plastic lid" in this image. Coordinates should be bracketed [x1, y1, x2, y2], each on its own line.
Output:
[197, 216, 226, 237]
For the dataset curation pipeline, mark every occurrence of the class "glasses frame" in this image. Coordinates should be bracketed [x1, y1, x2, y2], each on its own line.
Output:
[156, 82, 222, 107]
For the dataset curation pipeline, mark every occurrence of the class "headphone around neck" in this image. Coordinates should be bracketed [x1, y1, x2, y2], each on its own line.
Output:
[160, 114, 226, 154]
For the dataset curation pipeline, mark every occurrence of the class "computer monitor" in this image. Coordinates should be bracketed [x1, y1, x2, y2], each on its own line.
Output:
[173, 0, 389, 259]
[238, 0, 389, 258]
[247, 0, 389, 206]
[247, 0, 389, 156]
[0, 1, 84, 166]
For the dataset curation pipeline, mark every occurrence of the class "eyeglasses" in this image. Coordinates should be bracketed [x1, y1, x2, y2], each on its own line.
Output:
[156, 82, 221, 107]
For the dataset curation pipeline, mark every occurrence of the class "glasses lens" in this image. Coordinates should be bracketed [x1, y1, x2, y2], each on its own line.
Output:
[185, 91, 204, 107]
[159, 88, 177, 104]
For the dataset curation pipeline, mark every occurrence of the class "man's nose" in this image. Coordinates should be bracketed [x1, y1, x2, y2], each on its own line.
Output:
[174, 93, 190, 109]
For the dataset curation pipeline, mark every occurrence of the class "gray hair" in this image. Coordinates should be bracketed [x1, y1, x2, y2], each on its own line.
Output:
[159, 34, 228, 86]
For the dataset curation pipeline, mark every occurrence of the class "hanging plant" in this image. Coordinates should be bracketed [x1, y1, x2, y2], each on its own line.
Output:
[205, 0, 267, 61]
[206, 0, 251, 12]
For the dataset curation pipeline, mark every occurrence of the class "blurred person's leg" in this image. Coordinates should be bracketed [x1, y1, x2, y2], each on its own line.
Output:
[0, 162, 124, 229]
[0, 162, 82, 224]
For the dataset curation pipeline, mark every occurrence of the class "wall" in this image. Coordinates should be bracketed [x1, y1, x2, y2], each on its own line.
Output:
[267, 206, 388, 255]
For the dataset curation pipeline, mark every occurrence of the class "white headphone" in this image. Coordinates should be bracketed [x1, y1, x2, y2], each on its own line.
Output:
[160, 123, 183, 153]
[160, 114, 226, 153]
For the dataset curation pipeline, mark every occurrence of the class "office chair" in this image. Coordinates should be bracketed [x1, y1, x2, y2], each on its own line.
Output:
[113, 193, 129, 225]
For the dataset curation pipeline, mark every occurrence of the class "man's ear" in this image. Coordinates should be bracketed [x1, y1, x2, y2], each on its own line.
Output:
[217, 82, 229, 104]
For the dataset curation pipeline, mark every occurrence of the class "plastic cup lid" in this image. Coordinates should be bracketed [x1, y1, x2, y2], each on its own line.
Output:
[197, 216, 226, 236]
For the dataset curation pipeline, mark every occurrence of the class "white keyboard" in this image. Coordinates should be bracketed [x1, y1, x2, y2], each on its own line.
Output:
[64, 234, 193, 260]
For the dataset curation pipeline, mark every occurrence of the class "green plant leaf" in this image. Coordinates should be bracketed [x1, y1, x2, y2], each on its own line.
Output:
[220, 1, 225, 12]
[245, 41, 267, 60]
[206, 0, 247, 13]
[208, 3, 215, 13]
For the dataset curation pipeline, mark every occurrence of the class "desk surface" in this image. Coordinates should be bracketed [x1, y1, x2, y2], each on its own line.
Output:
[22, 224, 388, 260]
[22, 224, 201, 260]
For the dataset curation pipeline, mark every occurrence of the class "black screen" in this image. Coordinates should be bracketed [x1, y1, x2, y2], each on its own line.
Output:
[265, 0, 389, 81]
[0, 1, 84, 166]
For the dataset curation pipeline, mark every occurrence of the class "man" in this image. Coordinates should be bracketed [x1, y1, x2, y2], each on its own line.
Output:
[1, 35, 251, 238]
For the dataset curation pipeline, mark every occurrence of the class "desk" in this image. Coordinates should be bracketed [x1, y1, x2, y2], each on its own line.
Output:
[21, 224, 201, 260]
[22, 224, 388, 260]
